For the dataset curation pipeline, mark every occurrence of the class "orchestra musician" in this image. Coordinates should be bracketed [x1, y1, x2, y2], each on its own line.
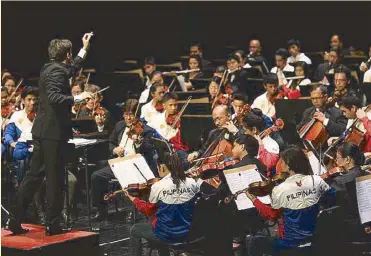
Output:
[332, 65, 360, 99]
[127, 152, 202, 256]
[71, 80, 84, 97]
[360, 44, 371, 83]
[287, 38, 312, 65]
[297, 85, 347, 140]
[321, 142, 371, 240]
[326, 33, 351, 59]
[6, 32, 94, 235]
[245, 38, 268, 68]
[239, 108, 280, 176]
[140, 56, 160, 104]
[314, 46, 341, 83]
[182, 54, 204, 91]
[270, 48, 295, 86]
[244, 145, 331, 255]
[1, 69, 12, 82]
[234, 50, 247, 68]
[189, 41, 211, 69]
[140, 82, 166, 124]
[2, 76, 16, 97]
[90, 99, 157, 221]
[251, 73, 279, 120]
[282, 61, 311, 99]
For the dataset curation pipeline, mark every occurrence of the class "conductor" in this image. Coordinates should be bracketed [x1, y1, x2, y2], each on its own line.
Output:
[6, 32, 94, 235]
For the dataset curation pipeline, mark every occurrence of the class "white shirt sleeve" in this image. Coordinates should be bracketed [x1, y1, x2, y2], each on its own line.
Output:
[77, 48, 87, 59]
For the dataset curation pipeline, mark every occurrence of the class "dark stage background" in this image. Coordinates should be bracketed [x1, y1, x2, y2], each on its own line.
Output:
[2, 1, 371, 75]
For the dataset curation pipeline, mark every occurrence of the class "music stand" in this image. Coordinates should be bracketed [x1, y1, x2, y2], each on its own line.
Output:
[72, 117, 96, 134]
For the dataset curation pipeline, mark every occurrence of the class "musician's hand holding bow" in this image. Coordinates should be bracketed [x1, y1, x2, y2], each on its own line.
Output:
[244, 190, 257, 203]
[122, 188, 136, 202]
[187, 152, 199, 162]
[313, 111, 326, 123]
[113, 146, 125, 157]
[74, 91, 92, 104]
[223, 121, 239, 135]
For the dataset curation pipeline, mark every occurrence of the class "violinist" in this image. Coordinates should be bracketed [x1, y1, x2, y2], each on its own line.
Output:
[90, 99, 157, 221]
[240, 108, 280, 176]
[1, 69, 12, 82]
[127, 152, 202, 256]
[331, 65, 360, 100]
[140, 82, 166, 124]
[146, 93, 190, 163]
[270, 48, 295, 86]
[297, 85, 347, 139]
[208, 77, 219, 101]
[314, 46, 341, 84]
[2, 76, 16, 97]
[1, 87, 14, 127]
[77, 84, 113, 133]
[187, 105, 239, 163]
[143, 56, 157, 88]
[225, 54, 245, 94]
[251, 73, 279, 119]
[70, 80, 84, 114]
[321, 142, 371, 240]
[244, 145, 331, 255]
[234, 50, 247, 68]
[231, 92, 247, 121]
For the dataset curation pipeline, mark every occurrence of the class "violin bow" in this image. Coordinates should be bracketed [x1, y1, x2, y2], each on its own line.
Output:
[211, 70, 228, 109]
[164, 96, 192, 139]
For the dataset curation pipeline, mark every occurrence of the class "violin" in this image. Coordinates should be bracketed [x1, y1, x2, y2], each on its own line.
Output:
[166, 113, 181, 128]
[234, 104, 251, 126]
[73, 101, 87, 113]
[320, 166, 346, 179]
[93, 106, 106, 117]
[269, 90, 285, 104]
[155, 102, 164, 112]
[127, 118, 145, 139]
[212, 93, 230, 108]
[185, 159, 240, 178]
[259, 119, 285, 140]
[104, 177, 161, 200]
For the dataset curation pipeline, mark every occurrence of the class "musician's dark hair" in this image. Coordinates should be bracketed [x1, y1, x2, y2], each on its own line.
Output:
[295, 61, 309, 78]
[234, 134, 259, 157]
[1, 69, 11, 81]
[144, 56, 156, 66]
[227, 54, 240, 63]
[310, 84, 328, 95]
[163, 92, 178, 103]
[280, 145, 313, 175]
[162, 152, 186, 188]
[275, 48, 290, 59]
[211, 76, 221, 85]
[331, 33, 344, 43]
[232, 92, 246, 103]
[215, 66, 226, 73]
[48, 39, 72, 62]
[188, 54, 203, 70]
[287, 38, 301, 48]
[337, 142, 365, 166]
[234, 50, 246, 61]
[329, 46, 341, 58]
[337, 96, 362, 109]
[190, 42, 203, 52]
[1, 76, 16, 87]
[1, 86, 9, 95]
[72, 80, 85, 91]
[263, 73, 278, 85]
[21, 87, 39, 99]
[334, 64, 351, 81]
[122, 99, 138, 114]
[242, 108, 266, 132]
[150, 82, 165, 94]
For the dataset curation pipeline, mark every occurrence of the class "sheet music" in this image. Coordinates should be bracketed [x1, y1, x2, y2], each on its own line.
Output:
[356, 175, 371, 224]
[224, 165, 271, 210]
[306, 151, 327, 176]
[108, 154, 155, 189]
[68, 138, 97, 146]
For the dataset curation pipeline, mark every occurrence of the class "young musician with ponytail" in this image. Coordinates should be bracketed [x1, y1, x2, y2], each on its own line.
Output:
[127, 152, 202, 256]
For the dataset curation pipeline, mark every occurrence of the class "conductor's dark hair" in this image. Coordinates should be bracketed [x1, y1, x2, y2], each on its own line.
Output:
[163, 92, 179, 103]
[334, 64, 352, 81]
[122, 99, 138, 114]
[150, 82, 165, 94]
[48, 39, 72, 62]
[295, 61, 309, 78]
[275, 48, 290, 59]
[280, 145, 313, 175]
[310, 84, 328, 95]
[162, 152, 186, 188]
[337, 142, 365, 166]
[242, 108, 266, 132]
[234, 134, 259, 157]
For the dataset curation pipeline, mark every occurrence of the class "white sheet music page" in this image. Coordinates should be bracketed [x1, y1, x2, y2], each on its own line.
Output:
[108, 154, 155, 189]
[356, 175, 371, 224]
[306, 151, 327, 176]
[224, 165, 271, 210]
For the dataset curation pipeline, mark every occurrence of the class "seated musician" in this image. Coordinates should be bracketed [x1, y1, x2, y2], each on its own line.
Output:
[1, 87, 14, 127]
[146, 92, 190, 164]
[234, 50, 247, 68]
[76, 84, 113, 134]
[297, 84, 347, 141]
[270, 48, 294, 86]
[139, 70, 164, 104]
[314, 46, 341, 84]
[1, 69, 12, 82]
[208, 77, 220, 103]
[282, 61, 311, 99]
[251, 73, 279, 120]
[187, 104, 240, 163]
[244, 145, 331, 255]
[70, 80, 84, 115]
[143, 56, 157, 89]
[361, 44, 371, 83]
[182, 54, 203, 91]
[245, 39, 268, 68]
[91, 99, 157, 221]
[239, 108, 280, 176]
[127, 152, 202, 256]
[331, 65, 360, 99]
[140, 82, 166, 125]
[322, 142, 371, 239]
[226, 54, 247, 94]
[330, 96, 371, 151]
[287, 38, 312, 65]
[189, 41, 211, 69]
[2, 76, 16, 97]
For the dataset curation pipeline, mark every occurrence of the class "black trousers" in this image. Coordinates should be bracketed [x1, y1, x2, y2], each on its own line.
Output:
[11, 136, 68, 225]
[91, 162, 115, 210]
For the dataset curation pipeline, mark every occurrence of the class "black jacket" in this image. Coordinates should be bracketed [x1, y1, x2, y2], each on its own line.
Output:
[297, 106, 347, 137]
[32, 56, 84, 140]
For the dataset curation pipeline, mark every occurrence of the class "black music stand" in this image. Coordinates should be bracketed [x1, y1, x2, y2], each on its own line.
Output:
[72, 117, 96, 134]
[275, 99, 313, 146]
[181, 115, 214, 151]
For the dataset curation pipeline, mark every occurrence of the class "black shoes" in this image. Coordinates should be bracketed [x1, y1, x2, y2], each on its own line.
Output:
[45, 220, 71, 236]
[5, 217, 29, 235]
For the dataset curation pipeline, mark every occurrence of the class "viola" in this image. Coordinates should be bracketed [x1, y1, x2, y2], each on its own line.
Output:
[127, 118, 145, 139]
